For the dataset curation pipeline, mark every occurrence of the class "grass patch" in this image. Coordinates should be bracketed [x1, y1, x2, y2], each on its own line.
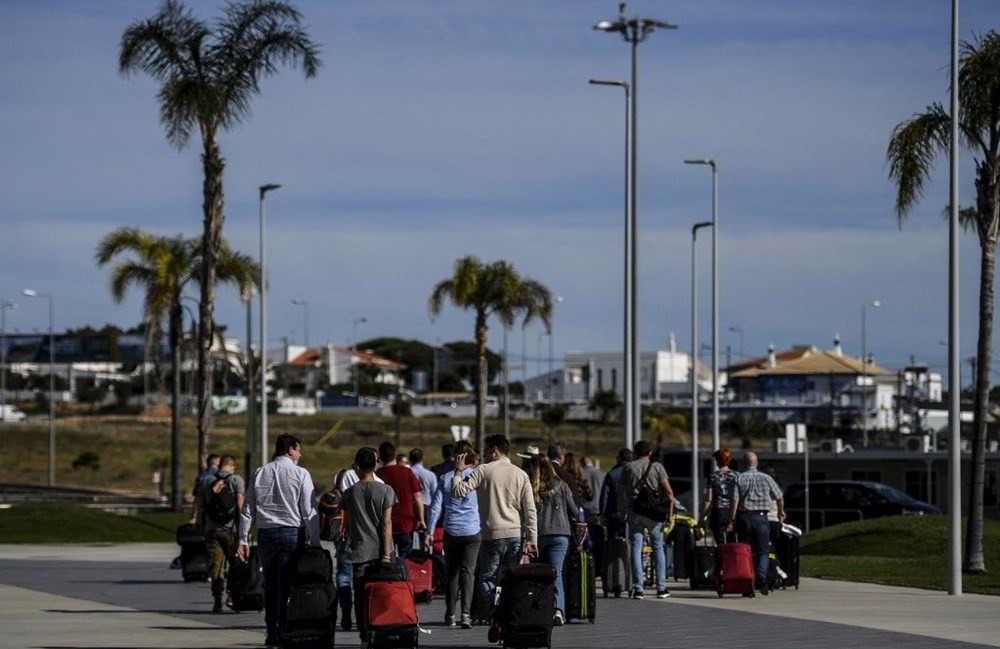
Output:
[0, 504, 188, 543]
[801, 515, 1000, 596]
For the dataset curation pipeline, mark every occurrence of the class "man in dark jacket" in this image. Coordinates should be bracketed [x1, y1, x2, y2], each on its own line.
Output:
[600, 448, 633, 538]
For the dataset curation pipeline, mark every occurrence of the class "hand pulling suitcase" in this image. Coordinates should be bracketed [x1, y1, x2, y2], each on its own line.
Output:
[497, 564, 556, 649]
[563, 549, 596, 623]
[282, 547, 336, 648]
[227, 546, 264, 612]
[715, 539, 755, 598]
[689, 533, 716, 591]
[602, 536, 630, 598]
[404, 550, 435, 603]
[365, 575, 418, 648]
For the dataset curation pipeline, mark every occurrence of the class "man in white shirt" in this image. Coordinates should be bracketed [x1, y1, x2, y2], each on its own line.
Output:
[238, 434, 319, 648]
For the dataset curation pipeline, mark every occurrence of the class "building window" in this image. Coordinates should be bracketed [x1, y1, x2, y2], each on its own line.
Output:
[611, 368, 617, 390]
[851, 470, 881, 482]
[905, 470, 936, 504]
[597, 369, 603, 390]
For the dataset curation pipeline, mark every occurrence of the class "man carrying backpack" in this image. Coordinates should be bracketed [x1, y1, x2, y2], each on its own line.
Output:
[199, 454, 245, 613]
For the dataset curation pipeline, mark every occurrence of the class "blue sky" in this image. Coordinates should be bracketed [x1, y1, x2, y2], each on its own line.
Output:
[0, 1, 996, 383]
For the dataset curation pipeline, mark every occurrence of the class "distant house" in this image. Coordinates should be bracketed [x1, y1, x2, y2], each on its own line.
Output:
[275, 344, 406, 398]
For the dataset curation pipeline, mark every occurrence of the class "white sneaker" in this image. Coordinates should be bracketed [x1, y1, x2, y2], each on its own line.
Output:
[553, 609, 565, 626]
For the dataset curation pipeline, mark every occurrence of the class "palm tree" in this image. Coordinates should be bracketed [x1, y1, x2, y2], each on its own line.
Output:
[886, 31, 1000, 574]
[96, 228, 258, 511]
[429, 257, 553, 453]
[119, 0, 320, 467]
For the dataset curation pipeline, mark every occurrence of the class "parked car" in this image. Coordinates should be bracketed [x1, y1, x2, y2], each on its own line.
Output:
[783, 480, 940, 530]
[0, 404, 27, 422]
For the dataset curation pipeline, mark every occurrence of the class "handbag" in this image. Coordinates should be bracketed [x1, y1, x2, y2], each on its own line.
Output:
[631, 460, 671, 521]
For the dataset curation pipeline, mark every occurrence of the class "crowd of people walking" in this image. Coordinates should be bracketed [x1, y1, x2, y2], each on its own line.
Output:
[186, 432, 786, 648]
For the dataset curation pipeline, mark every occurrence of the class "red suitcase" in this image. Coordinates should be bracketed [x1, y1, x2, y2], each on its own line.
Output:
[404, 551, 435, 603]
[365, 580, 419, 648]
[715, 542, 755, 598]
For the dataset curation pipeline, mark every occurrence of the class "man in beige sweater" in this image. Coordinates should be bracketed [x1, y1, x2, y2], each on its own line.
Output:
[452, 434, 537, 620]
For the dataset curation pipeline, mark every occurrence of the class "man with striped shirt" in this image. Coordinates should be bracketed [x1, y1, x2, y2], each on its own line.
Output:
[730, 451, 785, 595]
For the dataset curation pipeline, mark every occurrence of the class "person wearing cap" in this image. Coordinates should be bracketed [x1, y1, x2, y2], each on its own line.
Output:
[451, 434, 537, 625]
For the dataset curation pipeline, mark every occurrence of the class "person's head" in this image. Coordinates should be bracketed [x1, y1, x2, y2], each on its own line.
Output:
[205, 453, 221, 469]
[616, 447, 634, 465]
[409, 448, 424, 466]
[454, 440, 478, 466]
[633, 439, 652, 459]
[713, 447, 732, 469]
[378, 441, 396, 464]
[219, 454, 236, 473]
[275, 434, 302, 462]
[396, 453, 410, 466]
[483, 434, 510, 462]
[354, 447, 378, 476]
[441, 443, 455, 461]
[564, 452, 582, 480]
[580, 456, 594, 468]
[743, 451, 759, 469]
[547, 442, 565, 463]
[527, 454, 558, 502]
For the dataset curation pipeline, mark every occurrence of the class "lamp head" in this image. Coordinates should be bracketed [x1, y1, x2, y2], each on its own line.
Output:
[871, 300, 881, 308]
[259, 183, 282, 197]
[22, 289, 38, 297]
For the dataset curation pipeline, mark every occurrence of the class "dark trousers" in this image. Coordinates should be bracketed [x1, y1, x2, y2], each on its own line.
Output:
[443, 532, 481, 618]
[393, 532, 414, 579]
[737, 512, 771, 582]
[258, 526, 305, 640]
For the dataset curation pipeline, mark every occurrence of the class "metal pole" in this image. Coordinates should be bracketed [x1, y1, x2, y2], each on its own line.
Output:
[862, 303, 867, 447]
[245, 295, 255, 474]
[710, 162, 719, 451]
[629, 31, 640, 444]
[548, 327, 555, 406]
[503, 326, 510, 437]
[947, 0, 962, 596]
[48, 294, 54, 486]
[0, 300, 12, 421]
[691, 222, 712, 517]
[353, 317, 367, 398]
[259, 184, 280, 465]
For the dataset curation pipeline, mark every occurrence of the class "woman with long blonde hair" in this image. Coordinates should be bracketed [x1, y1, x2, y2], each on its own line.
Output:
[526, 453, 575, 626]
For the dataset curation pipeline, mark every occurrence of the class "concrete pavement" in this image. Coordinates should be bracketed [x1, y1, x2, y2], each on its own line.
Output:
[0, 543, 995, 648]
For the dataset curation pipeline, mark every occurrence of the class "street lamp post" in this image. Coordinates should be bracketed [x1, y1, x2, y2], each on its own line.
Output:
[23, 289, 55, 486]
[691, 221, 712, 517]
[947, 0, 962, 596]
[291, 298, 309, 347]
[861, 299, 881, 448]
[259, 183, 281, 464]
[352, 317, 368, 399]
[594, 8, 676, 448]
[685, 159, 719, 450]
[244, 291, 255, 475]
[589, 77, 632, 447]
[0, 299, 15, 422]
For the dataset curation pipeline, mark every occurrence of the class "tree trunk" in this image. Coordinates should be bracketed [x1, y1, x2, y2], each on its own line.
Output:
[169, 302, 183, 512]
[475, 310, 488, 455]
[197, 134, 225, 471]
[966, 162, 998, 574]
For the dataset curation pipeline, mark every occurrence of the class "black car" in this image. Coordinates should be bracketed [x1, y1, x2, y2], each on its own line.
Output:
[783, 480, 940, 530]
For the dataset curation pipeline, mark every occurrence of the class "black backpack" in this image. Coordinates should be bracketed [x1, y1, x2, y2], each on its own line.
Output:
[206, 476, 237, 526]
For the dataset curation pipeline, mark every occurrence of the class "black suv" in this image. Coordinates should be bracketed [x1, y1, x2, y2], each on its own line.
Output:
[783, 480, 940, 530]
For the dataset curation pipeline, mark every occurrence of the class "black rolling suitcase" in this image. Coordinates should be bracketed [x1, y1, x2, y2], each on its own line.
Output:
[602, 536, 630, 597]
[175, 524, 209, 583]
[774, 525, 801, 589]
[227, 546, 264, 612]
[497, 564, 556, 649]
[668, 524, 694, 580]
[688, 534, 716, 591]
[282, 546, 336, 648]
[563, 549, 596, 623]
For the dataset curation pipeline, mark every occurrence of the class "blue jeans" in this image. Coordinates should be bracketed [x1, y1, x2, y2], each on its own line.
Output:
[737, 511, 771, 582]
[536, 535, 570, 613]
[478, 537, 522, 615]
[335, 541, 353, 623]
[393, 532, 414, 580]
[629, 513, 666, 592]
[258, 526, 305, 640]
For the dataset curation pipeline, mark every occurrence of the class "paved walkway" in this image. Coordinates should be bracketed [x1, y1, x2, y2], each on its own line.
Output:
[0, 543, 995, 648]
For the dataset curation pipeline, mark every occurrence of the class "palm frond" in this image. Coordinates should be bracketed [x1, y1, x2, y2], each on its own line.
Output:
[886, 104, 950, 222]
[958, 31, 1000, 151]
[214, 243, 260, 300]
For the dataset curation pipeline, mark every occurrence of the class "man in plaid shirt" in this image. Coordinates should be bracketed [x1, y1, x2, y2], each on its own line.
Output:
[730, 451, 785, 595]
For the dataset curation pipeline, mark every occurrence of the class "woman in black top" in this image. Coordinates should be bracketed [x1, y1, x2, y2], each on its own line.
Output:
[701, 447, 739, 542]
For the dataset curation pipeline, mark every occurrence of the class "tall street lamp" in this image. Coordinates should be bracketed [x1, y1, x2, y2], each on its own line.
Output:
[23, 288, 55, 486]
[291, 297, 309, 347]
[861, 299, 881, 448]
[594, 8, 676, 448]
[352, 317, 368, 398]
[691, 221, 712, 516]
[259, 183, 281, 464]
[589, 77, 632, 447]
[548, 296, 565, 406]
[0, 299, 15, 421]
[947, 0, 961, 596]
[685, 159, 719, 450]
[244, 290, 256, 476]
